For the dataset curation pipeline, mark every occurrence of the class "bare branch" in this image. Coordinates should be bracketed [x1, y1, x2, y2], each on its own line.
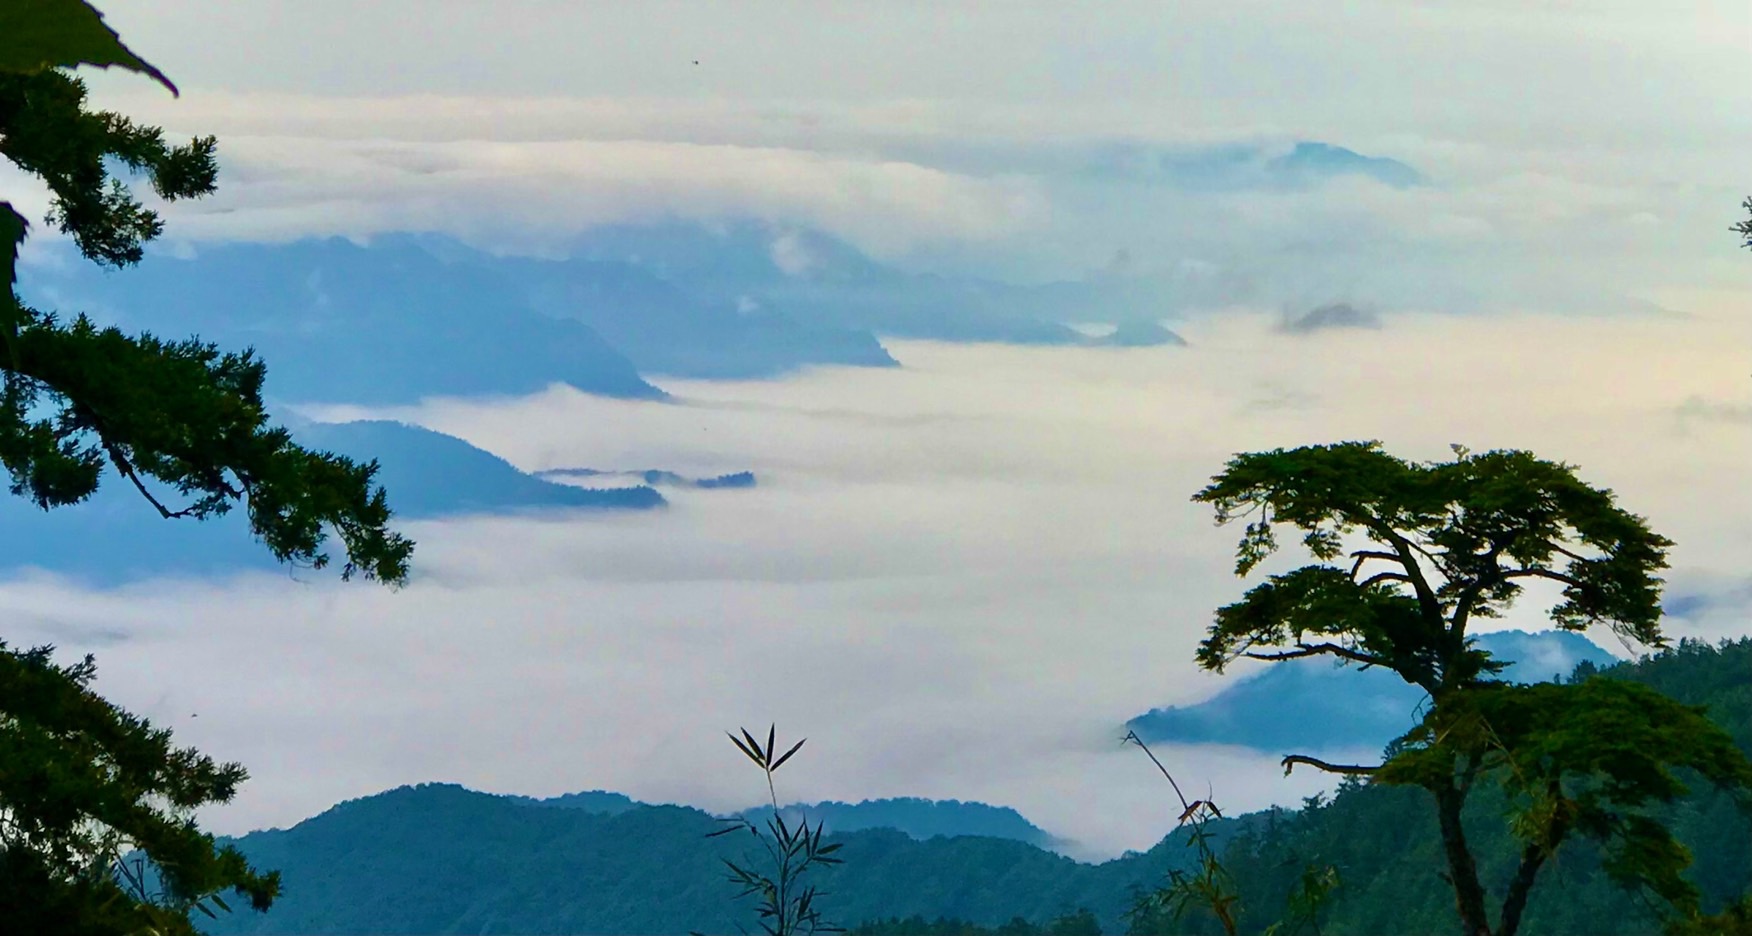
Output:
[105, 444, 199, 520]
[1282, 755, 1380, 776]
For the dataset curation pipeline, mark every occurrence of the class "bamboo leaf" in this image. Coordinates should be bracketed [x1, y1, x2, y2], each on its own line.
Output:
[771, 736, 808, 773]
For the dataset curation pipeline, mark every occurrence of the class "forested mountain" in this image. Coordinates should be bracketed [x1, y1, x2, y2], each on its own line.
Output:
[1125, 629, 1616, 753]
[195, 639, 1750, 935]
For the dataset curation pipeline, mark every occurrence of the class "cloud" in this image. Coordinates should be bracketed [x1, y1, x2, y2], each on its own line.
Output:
[128, 134, 1040, 261]
[6, 308, 1750, 862]
[1677, 395, 1752, 426]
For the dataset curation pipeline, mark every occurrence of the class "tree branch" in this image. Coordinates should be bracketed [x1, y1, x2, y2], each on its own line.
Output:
[1282, 755, 1380, 776]
[1244, 642, 1392, 668]
[1450, 543, 1507, 634]
[1358, 571, 1413, 590]
[1348, 549, 1403, 579]
[1364, 520, 1444, 623]
[1502, 567, 1585, 590]
[1549, 543, 1591, 564]
[105, 444, 199, 520]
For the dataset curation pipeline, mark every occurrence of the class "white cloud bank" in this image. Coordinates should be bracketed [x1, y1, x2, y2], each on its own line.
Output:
[5, 308, 1750, 861]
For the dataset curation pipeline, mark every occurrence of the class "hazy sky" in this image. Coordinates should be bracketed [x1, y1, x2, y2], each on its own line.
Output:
[4, 2, 1752, 861]
[47, 1, 1749, 296]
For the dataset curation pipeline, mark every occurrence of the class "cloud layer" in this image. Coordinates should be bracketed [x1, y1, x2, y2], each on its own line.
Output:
[43, 0, 1743, 303]
[6, 307, 1750, 861]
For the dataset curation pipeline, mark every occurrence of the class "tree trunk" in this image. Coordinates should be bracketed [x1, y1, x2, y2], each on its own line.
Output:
[1496, 843, 1550, 936]
[1433, 782, 1494, 936]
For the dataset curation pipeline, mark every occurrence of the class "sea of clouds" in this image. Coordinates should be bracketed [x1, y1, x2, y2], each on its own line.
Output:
[4, 309, 1749, 861]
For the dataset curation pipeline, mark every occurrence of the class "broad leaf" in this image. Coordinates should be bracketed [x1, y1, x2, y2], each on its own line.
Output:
[0, 0, 177, 93]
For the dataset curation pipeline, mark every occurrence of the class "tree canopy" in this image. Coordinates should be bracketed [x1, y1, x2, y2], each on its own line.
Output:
[2, 25, 411, 583]
[1192, 441, 1670, 696]
[0, 642, 278, 934]
[1191, 441, 1751, 936]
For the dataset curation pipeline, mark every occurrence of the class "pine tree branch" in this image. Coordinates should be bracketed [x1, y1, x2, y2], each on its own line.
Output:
[1282, 755, 1381, 776]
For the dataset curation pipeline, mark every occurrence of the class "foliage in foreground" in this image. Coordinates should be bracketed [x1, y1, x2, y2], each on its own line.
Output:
[0, 642, 278, 934]
[706, 726, 845, 935]
[3, 3, 410, 932]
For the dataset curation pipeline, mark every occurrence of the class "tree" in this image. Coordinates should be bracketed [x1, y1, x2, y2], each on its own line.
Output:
[2, 4, 412, 584]
[1191, 441, 1752, 936]
[0, 642, 278, 935]
[1735, 197, 1751, 251]
[2, 2, 413, 930]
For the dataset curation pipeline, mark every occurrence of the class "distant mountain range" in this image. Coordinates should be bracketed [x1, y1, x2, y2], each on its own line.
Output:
[189, 640, 1752, 935]
[12, 138, 1420, 408]
[740, 798, 1058, 851]
[1124, 630, 1617, 754]
[17, 221, 1193, 406]
[0, 420, 728, 585]
[507, 790, 1056, 849]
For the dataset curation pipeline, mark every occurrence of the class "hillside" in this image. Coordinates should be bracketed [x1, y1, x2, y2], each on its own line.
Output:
[194, 639, 1750, 934]
[1125, 629, 1616, 753]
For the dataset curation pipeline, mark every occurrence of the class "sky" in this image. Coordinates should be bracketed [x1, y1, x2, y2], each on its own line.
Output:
[4, 1, 1752, 861]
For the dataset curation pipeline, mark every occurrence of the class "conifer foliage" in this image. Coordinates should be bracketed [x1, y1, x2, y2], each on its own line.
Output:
[1, 3, 411, 931]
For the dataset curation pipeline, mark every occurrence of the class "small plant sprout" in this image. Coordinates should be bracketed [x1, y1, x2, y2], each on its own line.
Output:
[704, 725, 845, 936]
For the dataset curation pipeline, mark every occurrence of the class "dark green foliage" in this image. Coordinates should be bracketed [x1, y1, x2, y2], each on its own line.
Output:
[1376, 677, 1752, 913]
[1189, 442, 1747, 936]
[1735, 197, 1751, 250]
[3, 9, 409, 933]
[1153, 640, 1752, 936]
[1193, 442, 1672, 691]
[0, 641, 279, 934]
[0, 67, 213, 265]
[1, 67, 412, 582]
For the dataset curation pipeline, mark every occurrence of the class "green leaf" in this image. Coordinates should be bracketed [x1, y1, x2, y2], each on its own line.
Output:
[728, 730, 763, 766]
[770, 736, 807, 772]
[0, 0, 178, 94]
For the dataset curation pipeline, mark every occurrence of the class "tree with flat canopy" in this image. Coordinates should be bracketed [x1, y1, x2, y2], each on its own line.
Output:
[1191, 441, 1752, 936]
[1, 2, 412, 932]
